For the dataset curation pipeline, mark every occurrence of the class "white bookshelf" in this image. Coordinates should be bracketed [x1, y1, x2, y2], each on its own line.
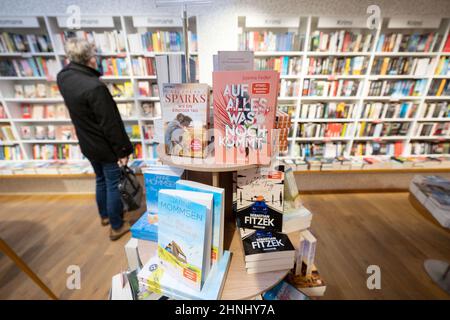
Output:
[0, 14, 199, 162]
[239, 15, 450, 159]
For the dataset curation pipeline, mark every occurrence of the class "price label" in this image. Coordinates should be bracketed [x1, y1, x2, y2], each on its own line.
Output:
[132, 16, 182, 28]
[318, 17, 367, 28]
[246, 15, 300, 28]
[57, 16, 114, 28]
[0, 17, 39, 28]
[388, 17, 441, 29]
[116, 52, 127, 58]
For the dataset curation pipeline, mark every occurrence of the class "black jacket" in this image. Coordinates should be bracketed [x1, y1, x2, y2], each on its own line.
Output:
[57, 62, 133, 163]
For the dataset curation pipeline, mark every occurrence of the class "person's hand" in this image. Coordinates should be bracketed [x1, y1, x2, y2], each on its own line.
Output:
[118, 156, 128, 167]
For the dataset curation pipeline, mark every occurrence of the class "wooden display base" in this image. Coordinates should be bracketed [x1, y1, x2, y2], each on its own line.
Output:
[138, 223, 299, 300]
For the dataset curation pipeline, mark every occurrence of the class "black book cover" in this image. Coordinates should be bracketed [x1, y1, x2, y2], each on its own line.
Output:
[240, 228, 295, 257]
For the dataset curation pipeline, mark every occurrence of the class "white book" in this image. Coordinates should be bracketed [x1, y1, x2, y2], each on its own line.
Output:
[111, 273, 133, 300]
[245, 257, 294, 269]
[300, 229, 317, 276]
[295, 234, 306, 275]
[125, 238, 143, 271]
[247, 262, 294, 274]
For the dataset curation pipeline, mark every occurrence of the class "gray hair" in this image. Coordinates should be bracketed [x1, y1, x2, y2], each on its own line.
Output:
[64, 38, 96, 65]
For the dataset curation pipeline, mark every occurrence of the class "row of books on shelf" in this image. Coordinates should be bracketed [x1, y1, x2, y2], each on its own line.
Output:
[291, 140, 449, 158]
[298, 123, 353, 138]
[131, 57, 156, 76]
[0, 57, 60, 78]
[409, 175, 450, 228]
[100, 57, 129, 76]
[299, 102, 356, 119]
[302, 79, 361, 97]
[283, 155, 450, 171]
[117, 101, 161, 119]
[255, 56, 301, 75]
[280, 79, 300, 97]
[107, 82, 134, 98]
[420, 102, 450, 118]
[0, 104, 5, 119]
[127, 31, 195, 53]
[54, 31, 126, 54]
[306, 56, 366, 75]
[239, 31, 300, 51]
[0, 160, 95, 175]
[428, 79, 450, 96]
[362, 101, 417, 119]
[0, 145, 22, 160]
[356, 121, 410, 137]
[435, 56, 450, 75]
[371, 57, 432, 76]
[20, 125, 76, 141]
[14, 83, 60, 98]
[310, 30, 372, 53]
[376, 32, 439, 53]
[367, 79, 426, 97]
[0, 32, 53, 53]
[138, 80, 159, 97]
[21, 104, 69, 119]
[416, 122, 450, 137]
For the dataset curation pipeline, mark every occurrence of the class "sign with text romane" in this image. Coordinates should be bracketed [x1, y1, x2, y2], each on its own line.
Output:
[132, 16, 182, 28]
[0, 17, 39, 28]
[56, 16, 114, 28]
[317, 17, 367, 29]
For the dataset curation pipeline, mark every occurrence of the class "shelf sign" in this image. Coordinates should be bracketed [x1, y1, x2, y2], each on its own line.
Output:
[0, 17, 39, 28]
[56, 16, 114, 28]
[317, 17, 367, 29]
[132, 16, 182, 28]
[388, 17, 441, 29]
[246, 16, 299, 28]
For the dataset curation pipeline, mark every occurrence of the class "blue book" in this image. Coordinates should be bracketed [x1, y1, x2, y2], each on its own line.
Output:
[130, 212, 158, 242]
[158, 189, 213, 291]
[138, 250, 232, 300]
[176, 180, 225, 265]
[263, 280, 309, 300]
[140, 166, 183, 242]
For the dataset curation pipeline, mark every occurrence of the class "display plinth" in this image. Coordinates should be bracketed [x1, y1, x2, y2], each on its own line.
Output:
[137, 223, 299, 300]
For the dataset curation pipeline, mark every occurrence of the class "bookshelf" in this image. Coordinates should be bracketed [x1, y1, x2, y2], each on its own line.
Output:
[239, 15, 450, 160]
[0, 15, 199, 162]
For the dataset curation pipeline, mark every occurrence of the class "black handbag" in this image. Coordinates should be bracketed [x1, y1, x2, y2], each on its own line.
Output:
[118, 165, 143, 212]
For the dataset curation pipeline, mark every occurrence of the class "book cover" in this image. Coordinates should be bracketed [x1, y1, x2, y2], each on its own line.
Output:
[138, 251, 231, 300]
[262, 280, 309, 300]
[161, 83, 209, 158]
[176, 180, 225, 264]
[235, 166, 284, 232]
[239, 228, 295, 262]
[213, 70, 279, 164]
[157, 189, 213, 291]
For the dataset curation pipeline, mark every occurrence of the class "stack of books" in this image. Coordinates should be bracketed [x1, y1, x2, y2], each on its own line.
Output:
[409, 175, 450, 228]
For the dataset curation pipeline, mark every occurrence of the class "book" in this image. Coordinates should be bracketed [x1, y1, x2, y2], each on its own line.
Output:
[282, 204, 313, 234]
[138, 251, 231, 300]
[239, 228, 295, 263]
[176, 180, 225, 264]
[236, 166, 284, 232]
[299, 230, 317, 276]
[161, 83, 209, 158]
[262, 280, 309, 300]
[216, 51, 254, 71]
[213, 70, 279, 164]
[157, 189, 213, 291]
[124, 238, 143, 271]
[287, 267, 326, 296]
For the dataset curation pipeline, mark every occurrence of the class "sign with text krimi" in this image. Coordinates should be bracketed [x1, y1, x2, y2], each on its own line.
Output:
[388, 17, 441, 29]
[0, 17, 39, 28]
[318, 17, 367, 29]
[246, 16, 299, 28]
[56, 16, 114, 28]
[132, 16, 182, 28]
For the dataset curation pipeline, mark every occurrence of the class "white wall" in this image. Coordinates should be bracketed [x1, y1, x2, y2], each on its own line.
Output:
[1, 0, 450, 83]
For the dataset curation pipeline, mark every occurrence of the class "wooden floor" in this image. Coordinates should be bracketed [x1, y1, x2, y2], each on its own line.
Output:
[0, 192, 449, 300]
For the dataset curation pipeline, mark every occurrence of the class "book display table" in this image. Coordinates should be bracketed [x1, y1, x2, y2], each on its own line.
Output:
[138, 223, 299, 300]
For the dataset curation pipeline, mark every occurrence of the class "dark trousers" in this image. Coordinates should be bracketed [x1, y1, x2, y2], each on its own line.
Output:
[90, 161, 123, 230]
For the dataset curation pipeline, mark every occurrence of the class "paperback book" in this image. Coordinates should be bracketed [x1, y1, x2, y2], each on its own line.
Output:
[213, 70, 279, 164]
[176, 180, 225, 264]
[161, 83, 209, 158]
[157, 189, 213, 291]
[235, 166, 285, 232]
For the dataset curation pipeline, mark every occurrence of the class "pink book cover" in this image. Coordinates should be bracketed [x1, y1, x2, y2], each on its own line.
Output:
[213, 70, 279, 165]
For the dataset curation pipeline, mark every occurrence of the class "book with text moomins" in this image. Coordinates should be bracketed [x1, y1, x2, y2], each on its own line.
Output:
[158, 189, 213, 291]
[213, 70, 279, 164]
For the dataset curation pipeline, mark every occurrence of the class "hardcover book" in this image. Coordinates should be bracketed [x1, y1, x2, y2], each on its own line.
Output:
[161, 83, 209, 158]
[213, 70, 279, 164]
[157, 189, 213, 291]
[176, 180, 225, 264]
[262, 280, 309, 300]
[235, 166, 285, 232]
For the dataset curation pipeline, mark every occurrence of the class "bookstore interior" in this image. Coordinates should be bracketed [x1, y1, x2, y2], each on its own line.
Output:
[1, 0, 450, 303]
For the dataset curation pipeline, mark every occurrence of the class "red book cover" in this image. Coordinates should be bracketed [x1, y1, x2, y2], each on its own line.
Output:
[213, 70, 279, 165]
[444, 34, 450, 52]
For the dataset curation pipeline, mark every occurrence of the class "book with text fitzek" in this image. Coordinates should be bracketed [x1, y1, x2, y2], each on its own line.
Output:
[235, 166, 285, 232]
[213, 70, 279, 164]
[176, 180, 225, 264]
[158, 189, 213, 291]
